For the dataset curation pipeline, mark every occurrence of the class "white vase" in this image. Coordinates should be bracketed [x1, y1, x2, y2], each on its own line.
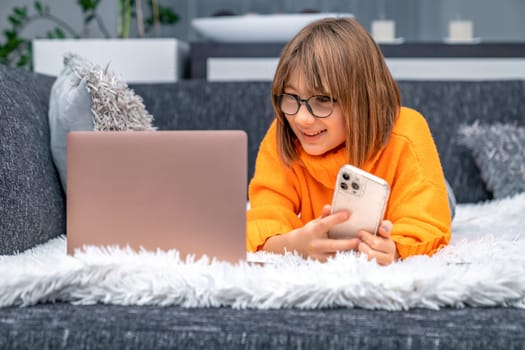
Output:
[32, 38, 189, 83]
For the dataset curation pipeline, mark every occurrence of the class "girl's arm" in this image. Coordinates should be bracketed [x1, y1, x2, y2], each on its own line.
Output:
[247, 122, 358, 259]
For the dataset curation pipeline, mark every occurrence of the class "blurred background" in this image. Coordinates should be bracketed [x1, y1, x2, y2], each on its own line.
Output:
[2, 0, 524, 81]
[1, 0, 524, 42]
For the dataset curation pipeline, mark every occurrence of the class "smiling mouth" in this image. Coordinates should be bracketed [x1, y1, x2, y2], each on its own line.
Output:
[303, 129, 326, 137]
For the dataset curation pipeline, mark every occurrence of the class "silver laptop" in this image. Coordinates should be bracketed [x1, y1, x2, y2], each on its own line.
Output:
[66, 130, 247, 263]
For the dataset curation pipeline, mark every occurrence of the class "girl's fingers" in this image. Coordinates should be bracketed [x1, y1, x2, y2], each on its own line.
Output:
[320, 204, 332, 218]
[311, 237, 360, 255]
[358, 230, 384, 251]
[358, 242, 393, 266]
[303, 208, 355, 256]
[358, 225, 398, 265]
[358, 229, 396, 255]
[314, 210, 349, 233]
[377, 220, 393, 239]
[305, 214, 397, 264]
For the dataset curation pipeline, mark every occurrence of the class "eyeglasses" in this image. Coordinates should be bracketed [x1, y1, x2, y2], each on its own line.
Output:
[276, 93, 337, 118]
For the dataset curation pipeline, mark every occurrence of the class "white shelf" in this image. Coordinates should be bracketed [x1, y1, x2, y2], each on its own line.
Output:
[33, 39, 189, 83]
[207, 57, 525, 81]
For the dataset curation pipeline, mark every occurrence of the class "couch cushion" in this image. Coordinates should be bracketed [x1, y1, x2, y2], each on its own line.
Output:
[0, 64, 65, 254]
[1, 304, 525, 349]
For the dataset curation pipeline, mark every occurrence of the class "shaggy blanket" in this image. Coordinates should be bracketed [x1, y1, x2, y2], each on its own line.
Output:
[1, 193, 524, 310]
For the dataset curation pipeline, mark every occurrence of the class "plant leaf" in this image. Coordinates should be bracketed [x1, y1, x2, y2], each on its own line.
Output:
[54, 27, 66, 38]
[8, 15, 22, 27]
[5, 37, 24, 51]
[34, 1, 43, 14]
[14, 7, 28, 20]
[47, 27, 66, 39]
[77, 0, 99, 12]
[85, 13, 95, 24]
[158, 6, 179, 24]
[17, 53, 31, 67]
[3, 30, 17, 40]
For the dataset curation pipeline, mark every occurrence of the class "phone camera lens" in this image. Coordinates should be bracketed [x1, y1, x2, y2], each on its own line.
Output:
[341, 182, 348, 190]
[342, 173, 350, 181]
[351, 182, 360, 190]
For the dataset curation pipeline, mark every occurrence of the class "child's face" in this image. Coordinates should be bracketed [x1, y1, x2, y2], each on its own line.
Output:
[283, 70, 346, 156]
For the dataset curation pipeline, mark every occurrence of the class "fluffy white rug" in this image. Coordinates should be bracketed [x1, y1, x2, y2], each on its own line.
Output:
[1, 193, 524, 310]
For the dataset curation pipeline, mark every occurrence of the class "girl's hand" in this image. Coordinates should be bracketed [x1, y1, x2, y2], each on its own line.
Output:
[357, 220, 398, 265]
[263, 205, 359, 261]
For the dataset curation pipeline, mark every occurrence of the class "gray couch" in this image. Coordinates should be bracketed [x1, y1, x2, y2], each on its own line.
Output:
[1, 63, 525, 349]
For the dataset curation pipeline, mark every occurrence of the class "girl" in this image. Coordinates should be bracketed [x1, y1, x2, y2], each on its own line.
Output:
[246, 17, 451, 266]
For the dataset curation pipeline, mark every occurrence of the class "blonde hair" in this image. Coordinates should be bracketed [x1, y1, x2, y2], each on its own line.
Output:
[272, 17, 400, 167]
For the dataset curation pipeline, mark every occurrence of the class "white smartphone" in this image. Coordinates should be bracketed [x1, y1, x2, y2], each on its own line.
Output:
[328, 164, 390, 239]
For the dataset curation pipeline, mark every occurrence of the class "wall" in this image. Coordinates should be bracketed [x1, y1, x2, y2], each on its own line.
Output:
[0, 1, 117, 38]
[439, 0, 525, 41]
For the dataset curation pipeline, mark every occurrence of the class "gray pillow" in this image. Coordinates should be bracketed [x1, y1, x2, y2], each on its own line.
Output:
[49, 53, 155, 191]
[459, 122, 525, 199]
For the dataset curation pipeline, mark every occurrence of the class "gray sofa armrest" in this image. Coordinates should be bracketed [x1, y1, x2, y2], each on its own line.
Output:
[0, 64, 66, 254]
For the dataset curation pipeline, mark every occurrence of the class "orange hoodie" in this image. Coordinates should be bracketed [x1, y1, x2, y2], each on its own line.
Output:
[247, 107, 451, 259]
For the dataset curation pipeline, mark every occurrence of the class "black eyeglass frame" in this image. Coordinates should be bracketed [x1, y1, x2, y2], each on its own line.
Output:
[275, 93, 337, 119]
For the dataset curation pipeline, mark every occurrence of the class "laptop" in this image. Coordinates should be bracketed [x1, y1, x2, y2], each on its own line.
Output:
[66, 130, 247, 263]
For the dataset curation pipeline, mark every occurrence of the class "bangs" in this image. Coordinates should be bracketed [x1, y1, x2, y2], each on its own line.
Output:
[279, 31, 344, 100]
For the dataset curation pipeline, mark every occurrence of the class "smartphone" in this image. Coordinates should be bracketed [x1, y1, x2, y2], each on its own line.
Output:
[328, 164, 390, 239]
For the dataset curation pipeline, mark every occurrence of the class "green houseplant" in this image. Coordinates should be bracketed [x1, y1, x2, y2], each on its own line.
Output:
[0, 0, 179, 70]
